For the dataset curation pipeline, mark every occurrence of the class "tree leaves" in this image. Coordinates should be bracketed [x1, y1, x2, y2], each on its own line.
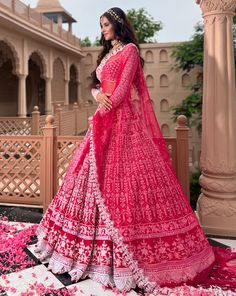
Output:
[171, 23, 204, 72]
[126, 8, 162, 43]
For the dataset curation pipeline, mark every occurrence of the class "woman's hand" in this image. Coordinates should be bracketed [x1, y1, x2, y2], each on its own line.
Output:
[96, 92, 112, 110]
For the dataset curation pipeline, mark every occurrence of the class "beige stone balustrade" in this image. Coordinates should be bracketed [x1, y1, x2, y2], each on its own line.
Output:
[0, 104, 98, 136]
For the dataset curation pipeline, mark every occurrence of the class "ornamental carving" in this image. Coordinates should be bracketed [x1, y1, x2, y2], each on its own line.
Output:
[199, 175, 236, 193]
[198, 0, 236, 14]
[198, 194, 236, 217]
[204, 14, 233, 24]
[200, 158, 236, 175]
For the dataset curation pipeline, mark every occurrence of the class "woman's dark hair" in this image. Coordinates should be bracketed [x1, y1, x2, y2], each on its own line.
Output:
[90, 7, 144, 89]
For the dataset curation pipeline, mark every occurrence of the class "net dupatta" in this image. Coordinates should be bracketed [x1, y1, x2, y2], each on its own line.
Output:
[92, 43, 172, 186]
[132, 59, 172, 165]
[89, 44, 176, 293]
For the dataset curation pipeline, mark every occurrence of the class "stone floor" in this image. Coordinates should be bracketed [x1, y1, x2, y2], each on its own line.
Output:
[0, 205, 236, 296]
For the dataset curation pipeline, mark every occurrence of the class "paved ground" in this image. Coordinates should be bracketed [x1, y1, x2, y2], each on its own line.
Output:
[0, 206, 236, 296]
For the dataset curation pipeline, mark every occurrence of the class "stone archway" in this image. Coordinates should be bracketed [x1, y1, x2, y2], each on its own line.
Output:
[0, 41, 19, 116]
[69, 64, 78, 104]
[27, 52, 46, 115]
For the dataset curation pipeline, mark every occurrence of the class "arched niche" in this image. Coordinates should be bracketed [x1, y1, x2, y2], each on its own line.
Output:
[159, 49, 168, 62]
[145, 50, 154, 63]
[182, 73, 191, 87]
[0, 40, 19, 116]
[146, 75, 154, 88]
[160, 74, 169, 87]
[27, 51, 46, 115]
[160, 99, 169, 112]
[85, 53, 93, 65]
[161, 124, 170, 137]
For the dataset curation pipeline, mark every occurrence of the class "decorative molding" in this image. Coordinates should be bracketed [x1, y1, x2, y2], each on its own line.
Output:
[199, 195, 236, 217]
[200, 158, 236, 174]
[28, 49, 48, 78]
[0, 38, 20, 75]
[198, 0, 236, 14]
[204, 14, 234, 25]
[199, 175, 236, 193]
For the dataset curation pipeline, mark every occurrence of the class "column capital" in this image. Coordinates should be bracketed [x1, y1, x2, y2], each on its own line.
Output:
[197, 0, 236, 15]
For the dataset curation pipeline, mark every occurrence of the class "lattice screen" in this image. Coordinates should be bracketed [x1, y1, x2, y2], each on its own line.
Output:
[0, 136, 43, 204]
[39, 115, 47, 135]
[56, 137, 84, 188]
[0, 119, 32, 135]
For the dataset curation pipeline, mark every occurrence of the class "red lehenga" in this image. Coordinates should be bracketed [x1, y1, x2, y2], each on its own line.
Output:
[36, 43, 236, 295]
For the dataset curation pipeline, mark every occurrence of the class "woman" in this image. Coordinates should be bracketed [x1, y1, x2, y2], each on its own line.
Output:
[36, 7, 236, 295]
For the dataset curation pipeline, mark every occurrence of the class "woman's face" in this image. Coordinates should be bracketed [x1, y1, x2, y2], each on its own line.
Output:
[100, 16, 115, 41]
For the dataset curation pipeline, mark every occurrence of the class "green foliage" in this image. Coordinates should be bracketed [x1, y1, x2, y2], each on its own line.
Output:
[126, 8, 162, 43]
[190, 169, 201, 210]
[172, 23, 204, 72]
[171, 75, 203, 132]
[171, 92, 202, 133]
[81, 36, 102, 47]
[80, 36, 92, 47]
[172, 16, 236, 132]
[171, 24, 204, 131]
[93, 36, 102, 46]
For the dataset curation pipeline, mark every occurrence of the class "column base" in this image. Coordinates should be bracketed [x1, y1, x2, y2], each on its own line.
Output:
[201, 225, 236, 236]
[197, 193, 236, 236]
[45, 110, 52, 115]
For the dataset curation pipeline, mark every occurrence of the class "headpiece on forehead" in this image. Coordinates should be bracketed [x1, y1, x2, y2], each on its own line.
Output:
[106, 9, 123, 24]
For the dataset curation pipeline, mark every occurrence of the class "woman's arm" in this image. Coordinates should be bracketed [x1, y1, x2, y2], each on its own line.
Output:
[98, 44, 139, 117]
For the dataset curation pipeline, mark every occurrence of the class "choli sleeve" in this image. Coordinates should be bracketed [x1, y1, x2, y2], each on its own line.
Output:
[98, 44, 139, 117]
[91, 84, 101, 101]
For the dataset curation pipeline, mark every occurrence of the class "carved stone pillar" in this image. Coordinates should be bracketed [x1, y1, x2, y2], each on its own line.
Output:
[76, 79, 83, 106]
[64, 79, 69, 106]
[196, 0, 236, 235]
[18, 74, 27, 117]
[45, 77, 52, 114]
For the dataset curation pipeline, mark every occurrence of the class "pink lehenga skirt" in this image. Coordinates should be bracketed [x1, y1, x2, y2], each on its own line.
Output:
[35, 121, 236, 295]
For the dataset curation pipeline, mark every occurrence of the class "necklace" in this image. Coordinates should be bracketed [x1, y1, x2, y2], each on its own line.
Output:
[109, 40, 123, 55]
[111, 39, 122, 48]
